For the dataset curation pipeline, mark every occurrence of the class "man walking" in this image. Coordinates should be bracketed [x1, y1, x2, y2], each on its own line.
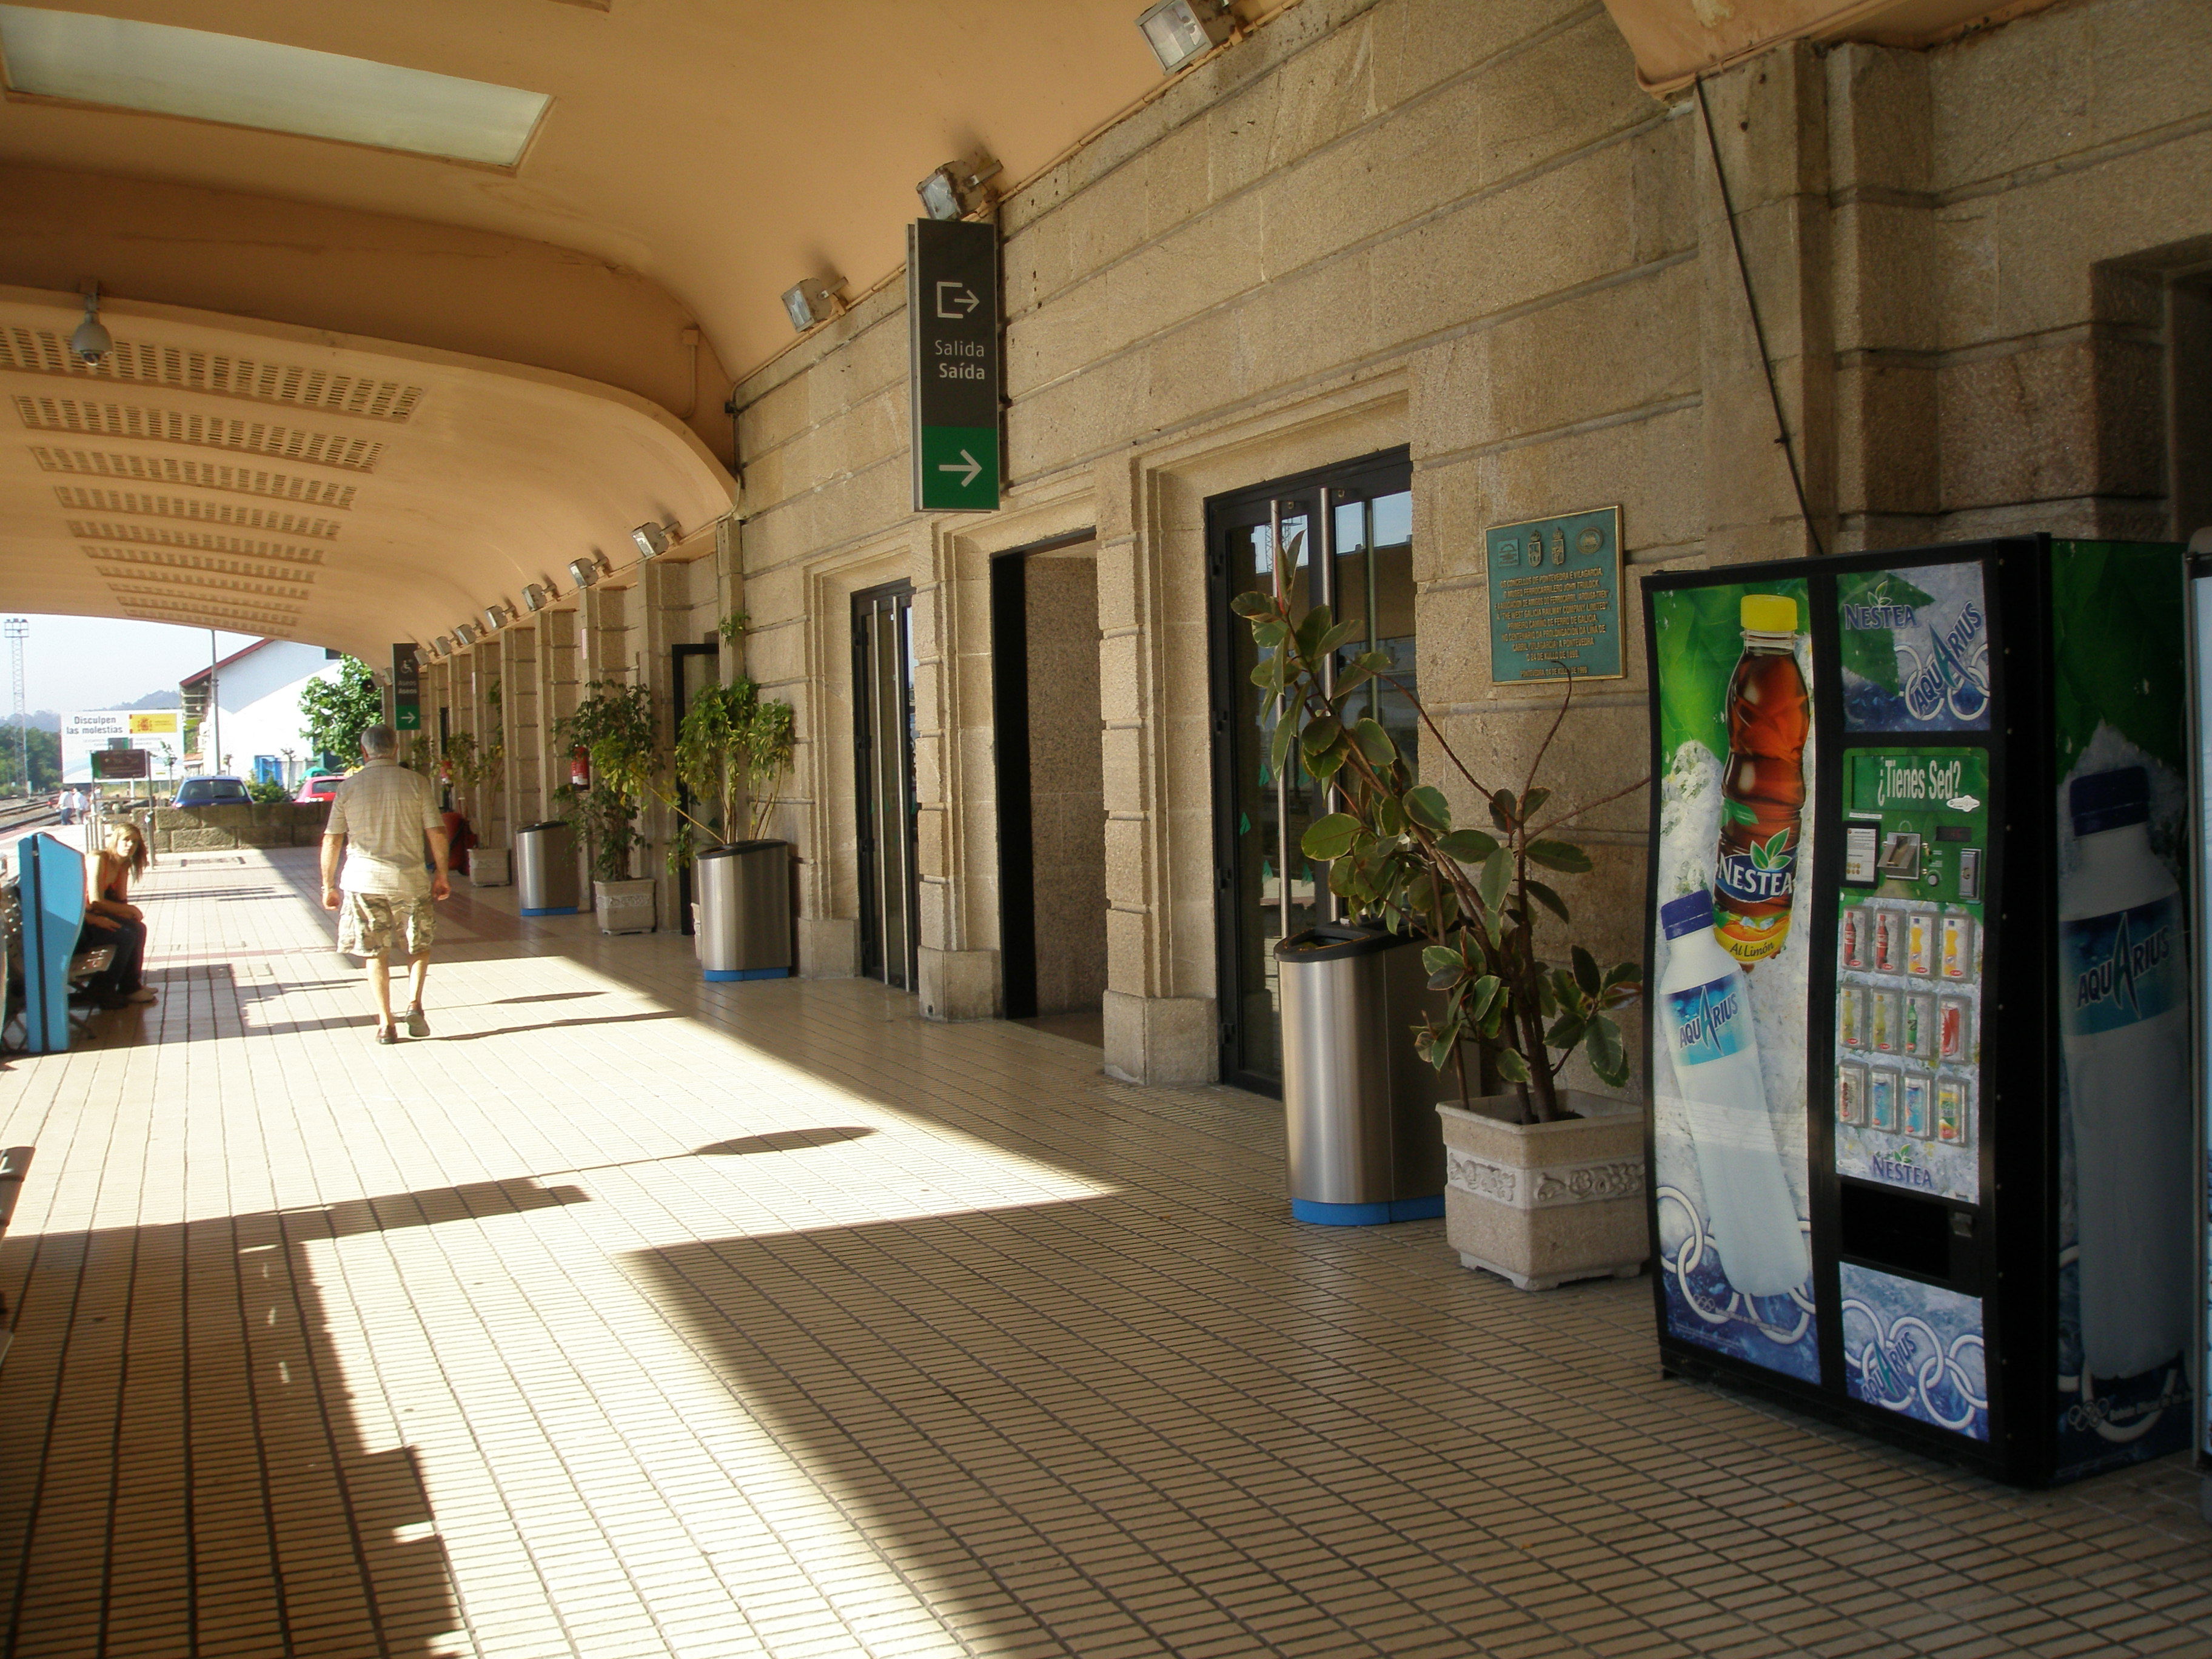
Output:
[321, 723, 449, 1044]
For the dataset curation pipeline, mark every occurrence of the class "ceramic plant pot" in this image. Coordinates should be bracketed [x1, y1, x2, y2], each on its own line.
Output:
[1437, 1090, 1648, 1290]
[592, 876, 656, 935]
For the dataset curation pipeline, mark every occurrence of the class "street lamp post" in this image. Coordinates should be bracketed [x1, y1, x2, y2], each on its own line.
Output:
[4, 617, 27, 798]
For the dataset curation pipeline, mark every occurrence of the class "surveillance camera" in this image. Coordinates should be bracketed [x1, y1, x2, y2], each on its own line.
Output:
[71, 283, 112, 366]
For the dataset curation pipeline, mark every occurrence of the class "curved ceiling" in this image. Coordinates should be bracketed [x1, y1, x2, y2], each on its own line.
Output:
[0, 1, 1173, 390]
[0, 282, 732, 659]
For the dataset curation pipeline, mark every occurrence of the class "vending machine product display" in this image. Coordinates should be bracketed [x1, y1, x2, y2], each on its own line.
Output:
[1644, 536, 2194, 1485]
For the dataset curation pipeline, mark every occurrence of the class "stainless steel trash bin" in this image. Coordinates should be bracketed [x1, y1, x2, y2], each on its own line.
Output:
[1276, 923, 1447, 1224]
[514, 820, 580, 916]
[695, 840, 793, 980]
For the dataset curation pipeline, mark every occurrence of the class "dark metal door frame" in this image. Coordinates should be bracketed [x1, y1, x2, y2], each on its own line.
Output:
[671, 642, 719, 936]
[991, 528, 1099, 1022]
[1207, 446, 1413, 1095]
[853, 582, 919, 990]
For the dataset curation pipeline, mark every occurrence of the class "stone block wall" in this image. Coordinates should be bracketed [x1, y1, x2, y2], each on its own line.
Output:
[433, 0, 2212, 1088]
[136, 801, 332, 853]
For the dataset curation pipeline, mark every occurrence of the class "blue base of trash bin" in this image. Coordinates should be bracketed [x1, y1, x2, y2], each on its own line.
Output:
[703, 967, 791, 982]
[1291, 1193, 1444, 1227]
[520, 905, 578, 917]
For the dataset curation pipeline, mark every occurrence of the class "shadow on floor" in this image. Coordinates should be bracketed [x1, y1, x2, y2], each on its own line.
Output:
[0, 1173, 588, 1658]
[622, 1204, 1491, 1656]
[692, 1127, 876, 1157]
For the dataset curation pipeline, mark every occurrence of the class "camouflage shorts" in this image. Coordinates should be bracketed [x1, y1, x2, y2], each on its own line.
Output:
[337, 891, 437, 959]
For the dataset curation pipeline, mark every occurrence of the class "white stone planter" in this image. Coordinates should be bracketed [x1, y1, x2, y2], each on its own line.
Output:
[468, 847, 511, 886]
[1438, 1090, 1647, 1291]
[593, 877, 656, 935]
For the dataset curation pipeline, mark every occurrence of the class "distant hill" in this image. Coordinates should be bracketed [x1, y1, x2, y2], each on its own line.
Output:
[13, 709, 60, 732]
[114, 689, 182, 709]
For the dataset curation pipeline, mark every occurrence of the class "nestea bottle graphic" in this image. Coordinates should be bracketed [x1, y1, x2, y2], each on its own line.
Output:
[1712, 595, 1809, 965]
[1658, 891, 1811, 1298]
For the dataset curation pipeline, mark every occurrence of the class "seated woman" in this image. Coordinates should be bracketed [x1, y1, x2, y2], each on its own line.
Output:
[76, 820, 155, 1008]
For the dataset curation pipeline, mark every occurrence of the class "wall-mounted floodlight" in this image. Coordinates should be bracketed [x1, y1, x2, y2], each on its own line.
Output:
[781, 275, 845, 332]
[454, 623, 478, 647]
[1136, 0, 1233, 72]
[568, 557, 602, 589]
[917, 151, 1003, 221]
[521, 583, 549, 612]
[437, 635, 457, 657]
[481, 604, 512, 632]
[71, 281, 112, 366]
[631, 521, 677, 561]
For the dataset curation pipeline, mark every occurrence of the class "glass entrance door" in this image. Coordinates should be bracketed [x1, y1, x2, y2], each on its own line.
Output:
[1207, 450, 1414, 1094]
[853, 583, 918, 990]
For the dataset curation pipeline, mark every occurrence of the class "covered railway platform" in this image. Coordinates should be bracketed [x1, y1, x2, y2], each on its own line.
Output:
[1, 843, 2207, 1657]
[4, 0, 2212, 1653]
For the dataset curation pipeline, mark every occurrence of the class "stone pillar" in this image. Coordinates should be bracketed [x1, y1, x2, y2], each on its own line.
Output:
[640, 557, 690, 930]
[500, 625, 541, 836]
[916, 526, 999, 1022]
[1697, 43, 1837, 568]
[1098, 457, 1214, 1085]
[1825, 42, 1939, 551]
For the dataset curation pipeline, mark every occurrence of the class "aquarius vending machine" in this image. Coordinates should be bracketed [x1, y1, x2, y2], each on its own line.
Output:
[1644, 535, 2195, 1486]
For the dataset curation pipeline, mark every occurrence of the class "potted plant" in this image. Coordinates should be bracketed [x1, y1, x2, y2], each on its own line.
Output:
[555, 679, 660, 934]
[441, 729, 511, 885]
[666, 665, 798, 977]
[1236, 589, 1647, 1290]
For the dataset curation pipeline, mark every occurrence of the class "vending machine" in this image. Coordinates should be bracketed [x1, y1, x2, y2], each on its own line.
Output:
[1643, 535, 2195, 1486]
[2187, 540, 2212, 1519]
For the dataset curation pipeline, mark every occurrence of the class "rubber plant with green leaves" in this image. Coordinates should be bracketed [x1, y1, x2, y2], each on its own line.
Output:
[1233, 589, 1646, 1125]
[555, 679, 660, 883]
[665, 615, 800, 873]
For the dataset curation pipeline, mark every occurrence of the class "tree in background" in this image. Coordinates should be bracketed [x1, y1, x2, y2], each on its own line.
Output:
[0, 723, 61, 794]
[299, 657, 381, 763]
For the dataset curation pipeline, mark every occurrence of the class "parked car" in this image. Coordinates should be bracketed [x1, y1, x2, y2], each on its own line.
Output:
[173, 776, 252, 808]
[295, 774, 344, 804]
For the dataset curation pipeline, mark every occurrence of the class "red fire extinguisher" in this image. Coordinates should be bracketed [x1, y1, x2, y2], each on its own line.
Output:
[570, 745, 589, 789]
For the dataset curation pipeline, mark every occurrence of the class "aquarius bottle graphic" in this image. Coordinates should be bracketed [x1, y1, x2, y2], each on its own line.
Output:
[2057, 766, 2190, 1379]
[1658, 890, 1811, 1298]
[1712, 594, 1809, 965]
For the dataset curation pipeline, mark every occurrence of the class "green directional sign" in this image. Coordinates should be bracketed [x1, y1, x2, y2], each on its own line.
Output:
[391, 642, 421, 731]
[908, 218, 1000, 513]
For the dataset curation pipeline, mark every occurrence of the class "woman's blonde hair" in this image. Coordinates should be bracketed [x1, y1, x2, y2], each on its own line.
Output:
[107, 820, 150, 879]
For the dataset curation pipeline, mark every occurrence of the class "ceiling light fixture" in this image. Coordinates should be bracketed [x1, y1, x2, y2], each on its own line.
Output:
[917, 151, 1003, 221]
[70, 281, 110, 366]
[521, 583, 549, 612]
[780, 275, 846, 333]
[0, 5, 551, 166]
[454, 623, 478, 646]
[631, 521, 677, 561]
[568, 556, 603, 589]
[481, 604, 511, 632]
[1136, 0, 1233, 73]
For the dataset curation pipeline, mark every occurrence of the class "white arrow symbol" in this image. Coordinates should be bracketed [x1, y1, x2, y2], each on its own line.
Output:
[939, 449, 982, 487]
[935, 281, 980, 319]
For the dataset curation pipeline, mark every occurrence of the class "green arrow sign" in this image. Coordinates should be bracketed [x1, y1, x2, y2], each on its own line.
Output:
[908, 218, 1000, 513]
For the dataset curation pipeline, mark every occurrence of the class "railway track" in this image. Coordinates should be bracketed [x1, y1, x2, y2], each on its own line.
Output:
[0, 803, 60, 840]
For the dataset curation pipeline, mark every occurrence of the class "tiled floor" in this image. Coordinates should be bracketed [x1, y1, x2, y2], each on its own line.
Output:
[1, 845, 2208, 1659]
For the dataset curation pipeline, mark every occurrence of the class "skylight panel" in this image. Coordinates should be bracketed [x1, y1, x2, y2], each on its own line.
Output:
[0, 6, 550, 166]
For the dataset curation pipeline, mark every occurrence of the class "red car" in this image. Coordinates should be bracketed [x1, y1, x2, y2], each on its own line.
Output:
[294, 774, 344, 804]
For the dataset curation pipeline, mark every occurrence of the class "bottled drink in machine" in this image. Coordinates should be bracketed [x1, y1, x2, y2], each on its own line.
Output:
[1713, 595, 1809, 966]
[1658, 890, 1812, 1297]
